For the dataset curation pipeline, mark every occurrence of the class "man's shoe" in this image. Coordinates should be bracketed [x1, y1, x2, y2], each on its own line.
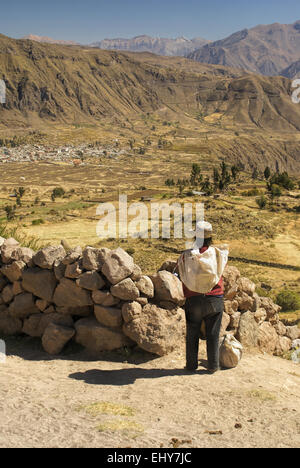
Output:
[207, 367, 220, 374]
[184, 366, 198, 374]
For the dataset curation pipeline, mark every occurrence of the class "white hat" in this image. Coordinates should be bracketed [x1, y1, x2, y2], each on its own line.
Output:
[188, 221, 213, 238]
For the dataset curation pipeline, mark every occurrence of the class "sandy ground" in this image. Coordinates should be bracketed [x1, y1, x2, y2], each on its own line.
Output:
[0, 338, 299, 449]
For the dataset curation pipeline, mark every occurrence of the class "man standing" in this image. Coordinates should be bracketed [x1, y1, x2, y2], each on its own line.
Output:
[177, 222, 226, 374]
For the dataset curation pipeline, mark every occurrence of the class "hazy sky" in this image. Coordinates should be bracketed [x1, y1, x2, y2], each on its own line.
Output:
[1, 0, 300, 43]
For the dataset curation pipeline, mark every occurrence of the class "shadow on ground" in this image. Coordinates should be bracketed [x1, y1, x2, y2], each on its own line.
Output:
[68, 366, 213, 386]
[1, 334, 159, 365]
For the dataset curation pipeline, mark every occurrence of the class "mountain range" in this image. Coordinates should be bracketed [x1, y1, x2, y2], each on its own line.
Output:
[22, 34, 79, 46]
[90, 35, 209, 56]
[188, 21, 300, 77]
[1, 33, 300, 130]
[21, 21, 300, 78]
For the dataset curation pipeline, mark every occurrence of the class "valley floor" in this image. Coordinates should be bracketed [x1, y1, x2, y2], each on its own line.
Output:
[0, 339, 299, 448]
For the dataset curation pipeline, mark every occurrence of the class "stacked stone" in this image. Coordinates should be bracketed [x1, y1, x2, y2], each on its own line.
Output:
[0, 237, 299, 357]
[222, 266, 300, 356]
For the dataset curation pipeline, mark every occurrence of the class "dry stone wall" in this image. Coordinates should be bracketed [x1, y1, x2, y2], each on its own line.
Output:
[0, 237, 299, 357]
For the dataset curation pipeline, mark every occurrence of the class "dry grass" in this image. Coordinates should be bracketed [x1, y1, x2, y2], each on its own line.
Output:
[247, 389, 277, 402]
[80, 401, 135, 417]
[97, 420, 144, 435]
[1, 123, 299, 310]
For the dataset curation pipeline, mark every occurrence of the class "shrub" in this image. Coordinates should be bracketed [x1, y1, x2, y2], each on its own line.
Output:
[276, 290, 300, 312]
[32, 219, 45, 226]
[52, 187, 65, 199]
[256, 195, 267, 210]
[243, 188, 262, 197]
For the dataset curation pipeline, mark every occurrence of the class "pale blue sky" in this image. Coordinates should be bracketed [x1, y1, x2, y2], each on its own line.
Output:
[1, 0, 300, 43]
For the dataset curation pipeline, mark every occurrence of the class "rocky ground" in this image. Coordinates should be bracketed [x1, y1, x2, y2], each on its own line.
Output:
[0, 340, 299, 448]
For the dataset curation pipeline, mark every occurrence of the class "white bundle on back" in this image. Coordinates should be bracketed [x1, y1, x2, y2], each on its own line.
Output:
[177, 245, 229, 294]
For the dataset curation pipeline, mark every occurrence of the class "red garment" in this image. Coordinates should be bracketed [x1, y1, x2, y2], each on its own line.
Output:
[180, 247, 224, 298]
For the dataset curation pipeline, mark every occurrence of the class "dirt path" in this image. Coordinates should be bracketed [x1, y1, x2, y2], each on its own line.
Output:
[0, 340, 299, 448]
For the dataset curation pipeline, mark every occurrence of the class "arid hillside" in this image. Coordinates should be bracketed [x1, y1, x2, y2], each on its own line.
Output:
[189, 21, 300, 76]
[1, 35, 300, 172]
[0, 34, 300, 130]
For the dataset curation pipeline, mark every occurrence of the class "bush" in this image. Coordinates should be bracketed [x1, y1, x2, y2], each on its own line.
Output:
[32, 219, 45, 226]
[242, 188, 262, 197]
[256, 195, 267, 210]
[52, 187, 65, 199]
[276, 290, 300, 312]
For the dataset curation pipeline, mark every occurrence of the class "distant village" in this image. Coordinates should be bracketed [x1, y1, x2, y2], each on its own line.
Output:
[0, 143, 127, 165]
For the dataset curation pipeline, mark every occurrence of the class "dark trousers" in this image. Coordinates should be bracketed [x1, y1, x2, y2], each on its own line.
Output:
[185, 295, 224, 370]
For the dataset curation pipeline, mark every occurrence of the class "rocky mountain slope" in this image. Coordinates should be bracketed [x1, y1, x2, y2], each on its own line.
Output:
[188, 21, 300, 76]
[1, 34, 300, 171]
[281, 59, 300, 79]
[1, 33, 300, 131]
[90, 35, 209, 56]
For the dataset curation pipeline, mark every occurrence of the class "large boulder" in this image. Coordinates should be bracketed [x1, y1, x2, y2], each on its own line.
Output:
[53, 278, 93, 307]
[259, 297, 281, 319]
[236, 311, 259, 348]
[123, 303, 185, 356]
[62, 246, 82, 265]
[22, 312, 74, 337]
[91, 290, 120, 307]
[229, 312, 241, 330]
[94, 305, 123, 328]
[64, 262, 83, 279]
[2, 284, 14, 303]
[101, 248, 134, 285]
[42, 322, 75, 355]
[236, 292, 255, 312]
[135, 276, 154, 298]
[224, 300, 238, 316]
[33, 245, 66, 269]
[220, 312, 231, 337]
[22, 268, 57, 302]
[223, 266, 240, 300]
[121, 302, 142, 324]
[53, 260, 66, 281]
[1, 238, 20, 264]
[130, 264, 142, 281]
[257, 322, 278, 354]
[9, 292, 39, 318]
[237, 277, 256, 296]
[285, 326, 300, 341]
[75, 317, 133, 352]
[12, 281, 24, 296]
[1, 261, 25, 282]
[82, 247, 110, 271]
[273, 321, 287, 336]
[10, 247, 35, 265]
[253, 308, 267, 325]
[158, 260, 177, 273]
[110, 278, 140, 301]
[0, 307, 22, 335]
[275, 336, 292, 356]
[76, 271, 105, 291]
[150, 270, 185, 306]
